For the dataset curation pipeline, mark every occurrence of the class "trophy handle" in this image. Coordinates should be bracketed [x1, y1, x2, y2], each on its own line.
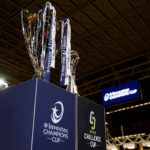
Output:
[66, 50, 79, 95]
[21, 9, 38, 73]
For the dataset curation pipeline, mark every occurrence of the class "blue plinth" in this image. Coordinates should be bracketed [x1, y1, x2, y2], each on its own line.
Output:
[0, 78, 106, 150]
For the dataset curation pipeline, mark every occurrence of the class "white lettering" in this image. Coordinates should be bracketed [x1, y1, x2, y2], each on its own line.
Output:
[84, 133, 101, 143]
[104, 88, 138, 101]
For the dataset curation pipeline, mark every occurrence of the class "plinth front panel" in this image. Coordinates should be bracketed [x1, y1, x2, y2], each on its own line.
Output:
[33, 80, 76, 150]
[77, 96, 106, 150]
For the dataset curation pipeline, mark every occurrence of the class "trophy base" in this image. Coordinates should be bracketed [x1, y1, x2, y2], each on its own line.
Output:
[0, 79, 106, 150]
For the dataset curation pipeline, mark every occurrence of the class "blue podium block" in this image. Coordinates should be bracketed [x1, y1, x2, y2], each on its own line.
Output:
[0, 79, 106, 150]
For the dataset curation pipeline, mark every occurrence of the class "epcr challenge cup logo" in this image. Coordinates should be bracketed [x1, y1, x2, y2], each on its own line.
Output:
[89, 111, 96, 130]
[51, 101, 64, 124]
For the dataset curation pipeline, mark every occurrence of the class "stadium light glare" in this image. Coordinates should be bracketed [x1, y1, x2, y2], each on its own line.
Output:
[0, 79, 8, 88]
[142, 142, 150, 147]
[123, 143, 135, 149]
[107, 145, 118, 150]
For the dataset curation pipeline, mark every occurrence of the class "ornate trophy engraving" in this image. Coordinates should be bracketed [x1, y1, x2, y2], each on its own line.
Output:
[66, 50, 79, 95]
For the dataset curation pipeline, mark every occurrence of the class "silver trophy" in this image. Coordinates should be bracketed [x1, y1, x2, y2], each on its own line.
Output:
[21, 2, 79, 94]
[66, 50, 79, 95]
[21, 2, 56, 80]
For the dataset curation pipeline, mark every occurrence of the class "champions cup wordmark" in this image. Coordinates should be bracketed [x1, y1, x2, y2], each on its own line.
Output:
[43, 101, 69, 144]
[104, 88, 137, 101]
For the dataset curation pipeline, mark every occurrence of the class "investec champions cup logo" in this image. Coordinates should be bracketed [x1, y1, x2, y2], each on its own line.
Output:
[51, 101, 64, 124]
[43, 101, 69, 143]
[104, 88, 137, 102]
[84, 111, 101, 148]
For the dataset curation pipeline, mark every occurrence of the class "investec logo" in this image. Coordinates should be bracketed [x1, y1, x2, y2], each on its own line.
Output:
[43, 101, 69, 143]
[104, 88, 137, 101]
[84, 111, 101, 148]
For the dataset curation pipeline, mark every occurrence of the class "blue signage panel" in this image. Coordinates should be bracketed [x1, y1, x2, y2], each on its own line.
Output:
[0, 79, 37, 150]
[102, 80, 141, 106]
[33, 79, 75, 150]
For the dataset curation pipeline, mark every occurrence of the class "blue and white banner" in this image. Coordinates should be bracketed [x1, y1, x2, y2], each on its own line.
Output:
[102, 80, 141, 106]
[45, 5, 56, 81]
[60, 18, 71, 85]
